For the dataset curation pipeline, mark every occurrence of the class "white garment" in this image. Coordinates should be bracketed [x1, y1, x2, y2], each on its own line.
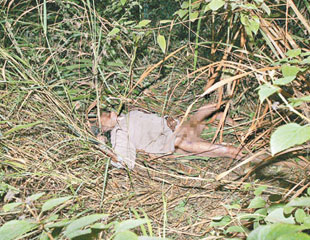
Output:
[110, 111, 176, 169]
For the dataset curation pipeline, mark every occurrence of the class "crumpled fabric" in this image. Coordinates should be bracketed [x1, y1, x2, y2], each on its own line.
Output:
[110, 110, 176, 169]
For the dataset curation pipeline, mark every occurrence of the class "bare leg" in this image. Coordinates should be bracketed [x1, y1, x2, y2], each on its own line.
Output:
[190, 103, 219, 123]
[175, 138, 243, 160]
[175, 103, 219, 139]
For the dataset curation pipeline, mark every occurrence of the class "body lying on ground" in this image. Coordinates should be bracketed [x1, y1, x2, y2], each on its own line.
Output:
[90, 103, 243, 169]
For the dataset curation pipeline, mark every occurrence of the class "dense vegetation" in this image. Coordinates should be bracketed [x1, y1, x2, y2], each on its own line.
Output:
[1, 0, 310, 239]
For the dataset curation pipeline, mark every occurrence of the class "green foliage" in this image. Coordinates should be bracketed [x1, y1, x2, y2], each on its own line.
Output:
[210, 186, 310, 239]
[270, 123, 310, 155]
[257, 49, 310, 155]
[0, 193, 166, 239]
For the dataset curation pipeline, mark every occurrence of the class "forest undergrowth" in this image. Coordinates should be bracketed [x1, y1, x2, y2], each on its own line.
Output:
[1, 0, 310, 239]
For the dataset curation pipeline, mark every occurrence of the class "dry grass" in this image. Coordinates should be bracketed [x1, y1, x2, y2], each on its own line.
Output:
[1, 0, 310, 239]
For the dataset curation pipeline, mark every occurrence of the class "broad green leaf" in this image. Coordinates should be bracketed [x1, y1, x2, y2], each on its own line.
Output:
[26, 192, 45, 202]
[273, 76, 296, 85]
[114, 230, 138, 240]
[283, 206, 295, 215]
[208, 0, 225, 11]
[281, 65, 300, 77]
[108, 28, 120, 37]
[175, 9, 188, 18]
[4, 121, 43, 136]
[115, 219, 149, 233]
[3, 202, 23, 212]
[64, 214, 108, 237]
[247, 223, 305, 240]
[286, 49, 301, 58]
[0, 220, 37, 240]
[210, 216, 231, 227]
[240, 13, 248, 26]
[120, 0, 126, 6]
[257, 84, 280, 103]
[295, 209, 307, 224]
[65, 229, 92, 239]
[265, 208, 295, 224]
[270, 123, 310, 155]
[189, 11, 199, 22]
[287, 197, 310, 207]
[157, 34, 166, 54]
[181, 1, 189, 9]
[254, 186, 267, 196]
[41, 196, 72, 213]
[136, 20, 151, 28]
[192, 2, 201, 9]
[248, 16, 260, 35]
[277, 232, 310, 240]
[248, 197, 266, 209]
[225, 225, 247, 233]
[91, 222, 111, 229]
[45, 219, 70, 228]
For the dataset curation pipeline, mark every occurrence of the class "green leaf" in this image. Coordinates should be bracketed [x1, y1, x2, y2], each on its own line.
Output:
[64, 214, 108, 237]
[45, 219, 70, 228]
[281, 65, 300, 77]
[247, 223, 306, 240]
[41, 196, 72, 213]
[248, 197, 266, 209]
[175, 9, 188, 18]
[254, 186, 267, 196]
[108, 28, 120, 37]
[287, 197, 310, 207]
[286, 49, 301, 58]
[65, 229, 92, 239]
[4, 121, 43, 136]
[136, 20, 151, 28]
[273, 76, 296, 85]
[189, 11, 199, 22]
[283, 206, 295, 215]
[258, 84, 280, 103]
[114, 231, 138, 240]
[181, 1, 189, 9]
[208, 0, 225, 11]
[26, 192, 45, 202]
[248, 15, 260, 35]
[295, 209, 307, 224]
[277, 232, 310, 240]
[225, 225, 247, 233]
[270, 123, 310, 155]
[265, 208, 295, 224]
[0, 220, 37, 240]
[210, 215, 231, 227]
[120, 0, 126, 6]
[115, 219, 149, 233]
[3, 202, 23, 212]
[157, 34, 166, 54]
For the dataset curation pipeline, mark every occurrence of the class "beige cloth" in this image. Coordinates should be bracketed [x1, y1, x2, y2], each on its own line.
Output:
[111, 110, 176, 169]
